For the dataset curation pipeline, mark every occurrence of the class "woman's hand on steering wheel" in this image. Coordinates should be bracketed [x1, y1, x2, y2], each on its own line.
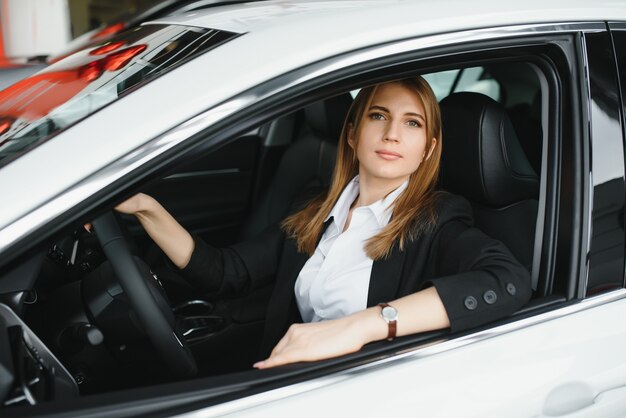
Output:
[91, 211, 198, 378]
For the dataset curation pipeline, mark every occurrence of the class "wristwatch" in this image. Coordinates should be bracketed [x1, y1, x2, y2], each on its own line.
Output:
[378, 303, 398, 341]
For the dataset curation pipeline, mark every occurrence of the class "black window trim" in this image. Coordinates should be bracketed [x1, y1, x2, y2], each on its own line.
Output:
[580, 28, 626, 298]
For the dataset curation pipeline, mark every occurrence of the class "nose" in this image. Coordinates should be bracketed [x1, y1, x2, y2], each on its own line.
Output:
[384, 120, 401, 142]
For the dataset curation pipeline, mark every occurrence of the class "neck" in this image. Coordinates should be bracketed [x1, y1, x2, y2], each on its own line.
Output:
[354, 173, 408, 207]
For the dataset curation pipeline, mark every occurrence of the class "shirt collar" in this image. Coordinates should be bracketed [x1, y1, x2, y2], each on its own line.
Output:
[368, 179, 409, 226]
[324, 176, 409, 229]
[324, 176, 360, 231]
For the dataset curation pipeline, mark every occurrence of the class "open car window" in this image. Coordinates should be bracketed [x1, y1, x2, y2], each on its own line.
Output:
[11, 55, 547, 398]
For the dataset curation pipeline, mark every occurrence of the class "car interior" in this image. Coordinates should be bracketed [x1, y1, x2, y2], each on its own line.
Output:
[1, 58, 552, 408]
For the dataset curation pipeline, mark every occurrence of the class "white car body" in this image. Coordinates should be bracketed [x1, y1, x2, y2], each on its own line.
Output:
[207, 292, 626, 418]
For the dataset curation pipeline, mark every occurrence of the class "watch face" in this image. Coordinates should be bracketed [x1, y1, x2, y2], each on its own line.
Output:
[382, 306, 398, 321]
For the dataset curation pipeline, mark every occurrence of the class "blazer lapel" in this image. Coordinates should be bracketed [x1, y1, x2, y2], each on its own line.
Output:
[280, 218, 333, 299]
[367, 244, 407, 307]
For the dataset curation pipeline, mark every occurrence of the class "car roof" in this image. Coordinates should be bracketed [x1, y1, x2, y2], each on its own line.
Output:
[151, 0, 626, 38]
[0, 0, 624, 246]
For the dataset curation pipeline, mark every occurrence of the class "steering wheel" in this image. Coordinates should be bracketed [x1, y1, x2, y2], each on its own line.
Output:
[92, 212, 197, 378]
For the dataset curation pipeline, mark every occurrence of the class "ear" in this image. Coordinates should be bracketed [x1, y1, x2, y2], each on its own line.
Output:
[424, 137, 437, 161]
[347, 123, 356, 149]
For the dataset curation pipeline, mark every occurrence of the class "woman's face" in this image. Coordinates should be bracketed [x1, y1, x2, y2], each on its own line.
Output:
[349, 82, 436, 186]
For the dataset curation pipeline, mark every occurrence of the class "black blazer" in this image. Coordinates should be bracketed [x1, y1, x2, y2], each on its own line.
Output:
[181, 192, 531, 358]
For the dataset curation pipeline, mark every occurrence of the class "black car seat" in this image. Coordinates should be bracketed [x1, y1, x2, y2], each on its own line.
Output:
[439, 92, 540, 284]
[150, 93, 353, 306]
[507, 90, 543, 174]
[240, 93, 353, 239]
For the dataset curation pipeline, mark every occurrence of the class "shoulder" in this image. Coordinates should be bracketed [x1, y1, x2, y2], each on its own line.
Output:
[403, 191, 474, 244]
[431, 191, 474, 228]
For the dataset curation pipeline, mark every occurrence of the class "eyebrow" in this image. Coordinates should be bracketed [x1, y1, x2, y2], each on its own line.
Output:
[369, 105, 425, 121]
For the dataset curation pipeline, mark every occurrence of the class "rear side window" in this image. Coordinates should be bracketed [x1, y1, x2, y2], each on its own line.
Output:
[0, 24, 238, 169]
[585, 30, 625, 294]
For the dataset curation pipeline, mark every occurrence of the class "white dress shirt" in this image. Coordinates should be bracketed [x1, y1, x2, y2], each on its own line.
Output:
[294, 176, 408, 322]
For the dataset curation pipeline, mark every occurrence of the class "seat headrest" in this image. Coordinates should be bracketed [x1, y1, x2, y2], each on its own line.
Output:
[304, 93, 353, 142]
[440, 92, 539, 207]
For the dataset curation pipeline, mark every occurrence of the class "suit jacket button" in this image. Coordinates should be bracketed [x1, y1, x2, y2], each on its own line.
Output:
[464, 296, 478, 310]
[483, 290, 497, 304]
[506, 283, 517, 296]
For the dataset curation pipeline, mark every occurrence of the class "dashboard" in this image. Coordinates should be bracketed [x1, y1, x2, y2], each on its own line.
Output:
[0, 303, 78, 406]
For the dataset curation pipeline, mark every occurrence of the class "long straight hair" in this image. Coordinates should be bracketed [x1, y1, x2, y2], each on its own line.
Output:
[282, 76, 443, 260]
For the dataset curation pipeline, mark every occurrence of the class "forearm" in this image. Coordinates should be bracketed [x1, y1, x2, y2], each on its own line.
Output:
[349, 286, 450, 345]
[125, 194, 195, 269]
[255, 287, 450, 368]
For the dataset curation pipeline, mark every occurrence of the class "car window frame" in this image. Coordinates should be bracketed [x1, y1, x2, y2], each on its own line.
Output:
[580, 29, 626, 298]
[607, 23, 626, 291]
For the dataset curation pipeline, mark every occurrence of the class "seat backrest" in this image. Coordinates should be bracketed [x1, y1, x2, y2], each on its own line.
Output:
[240, 93, 353, 239]
[507, 90, 543, 174]
[439, 92, 540, 276]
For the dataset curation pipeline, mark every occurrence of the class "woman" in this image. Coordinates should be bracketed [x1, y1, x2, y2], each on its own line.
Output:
[116, 77, 531, 369]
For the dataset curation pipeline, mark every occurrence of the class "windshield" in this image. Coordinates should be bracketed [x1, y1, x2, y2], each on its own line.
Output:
[0, 24, 237, 169]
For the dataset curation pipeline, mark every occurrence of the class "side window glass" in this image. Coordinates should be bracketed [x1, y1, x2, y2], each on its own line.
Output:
[424, 67, 501, 102]
[423, 69, 460, 101]
[453, 67, 501, 102]
[0, 25, 238, 169]
[585, 31, 626, 295]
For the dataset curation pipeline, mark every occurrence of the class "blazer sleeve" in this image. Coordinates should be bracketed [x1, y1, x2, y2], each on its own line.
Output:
[425, 195, 532, 332]
[177, 186, 324, 297]
[178, 222, 284, 298]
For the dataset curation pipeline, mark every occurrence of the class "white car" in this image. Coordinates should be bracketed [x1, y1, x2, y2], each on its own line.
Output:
[1, 1, 626, 417]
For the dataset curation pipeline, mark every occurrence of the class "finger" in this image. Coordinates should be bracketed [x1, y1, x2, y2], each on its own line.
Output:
[255, 336, 289, 369]
[254, 353, 290, 369]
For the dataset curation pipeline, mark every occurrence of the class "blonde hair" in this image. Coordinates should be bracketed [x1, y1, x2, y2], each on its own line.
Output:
[282, 76, 443, 260]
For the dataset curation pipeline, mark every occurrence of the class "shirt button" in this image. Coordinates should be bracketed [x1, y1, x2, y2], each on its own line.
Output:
[506, 283, 517, 296]
[464, 296, 478, 310]
[483, 290, 497, 304]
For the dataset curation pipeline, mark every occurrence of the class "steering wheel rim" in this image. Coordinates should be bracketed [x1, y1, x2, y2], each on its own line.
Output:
[92, 211, 197, 378]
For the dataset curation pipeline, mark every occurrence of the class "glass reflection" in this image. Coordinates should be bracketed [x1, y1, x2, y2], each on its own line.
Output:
[585, 31, 625, 295]
[0, 25, 236, 169]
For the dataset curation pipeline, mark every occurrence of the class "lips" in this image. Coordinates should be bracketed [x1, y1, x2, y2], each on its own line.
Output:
[375, 150, 402, 160]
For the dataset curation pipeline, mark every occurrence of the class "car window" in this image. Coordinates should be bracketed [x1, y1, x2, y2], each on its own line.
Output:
[424, 66, 501, 102]
[0, 24, 238, 170]
[116, 58, 547, 386]
[453, 66, 501, 101]
[585, 30, 626, 295]
[422, 69, 459, 100]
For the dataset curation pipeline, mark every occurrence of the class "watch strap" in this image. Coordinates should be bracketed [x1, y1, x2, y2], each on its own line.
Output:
[378, 303, 397, 341]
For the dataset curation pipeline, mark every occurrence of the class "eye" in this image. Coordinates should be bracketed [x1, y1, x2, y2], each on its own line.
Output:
[368, 112, 386, 121]
[407, 119, 422, 128]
